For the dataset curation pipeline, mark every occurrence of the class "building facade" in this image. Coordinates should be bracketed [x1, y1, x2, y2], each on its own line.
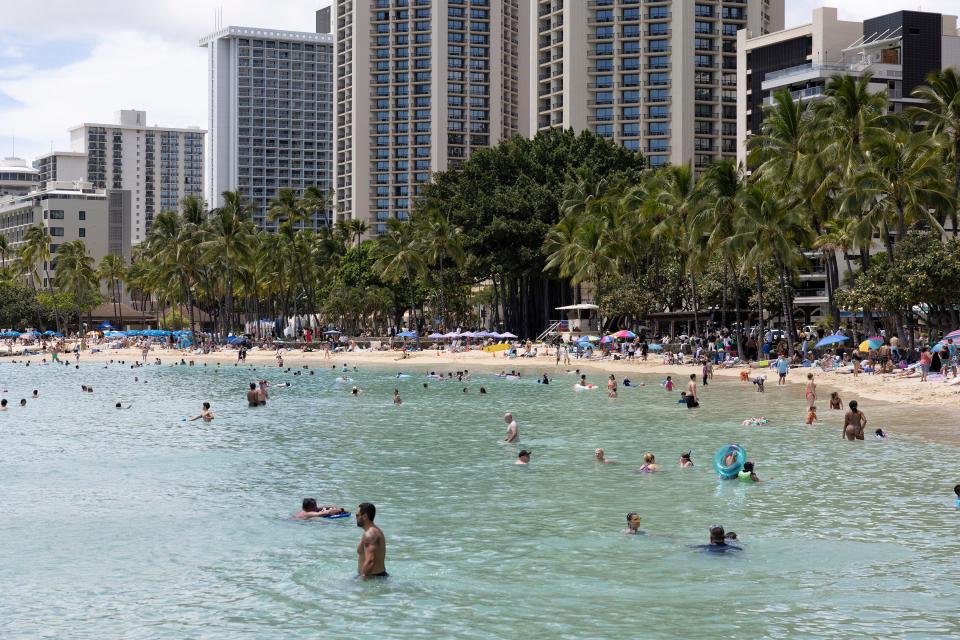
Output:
[0, 182, 132, 287]
[737, 7, 960, 165]
[335, 0, 532, 233]
[200, 25, 335, 230]
[0, 157, 39, 198]
[51, 110, 206, 245]
[534, 0, 782, 171]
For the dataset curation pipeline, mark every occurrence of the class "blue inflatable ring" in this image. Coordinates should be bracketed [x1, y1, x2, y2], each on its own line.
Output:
[713, 444, 747, 479]
[323, 512, 351, 519]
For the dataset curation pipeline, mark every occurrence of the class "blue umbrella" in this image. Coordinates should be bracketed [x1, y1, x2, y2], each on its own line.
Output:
[97, 321, 114, 330]
[647, 343, 664, 352]
[0, 331, 21, 337]
[396, 331, 417, 338]
[815, 335, 850, 348]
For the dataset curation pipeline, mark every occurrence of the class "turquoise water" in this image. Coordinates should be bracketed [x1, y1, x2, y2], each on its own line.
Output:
[2, 360, 960, 638]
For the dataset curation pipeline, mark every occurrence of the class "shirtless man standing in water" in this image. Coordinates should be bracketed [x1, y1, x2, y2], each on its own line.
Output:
[503, 412, 519, 443]
[842, 400, 867, 441]
[356, 502, 387, 578]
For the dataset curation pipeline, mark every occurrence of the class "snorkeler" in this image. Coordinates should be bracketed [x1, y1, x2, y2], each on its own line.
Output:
[679, 451, 693, 468]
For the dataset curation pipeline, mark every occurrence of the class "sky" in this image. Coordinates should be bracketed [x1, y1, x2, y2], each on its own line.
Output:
[0, 0, 958, 164]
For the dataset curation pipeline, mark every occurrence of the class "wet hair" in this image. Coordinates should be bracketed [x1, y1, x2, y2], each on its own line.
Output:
[680, 451, 691, 461]
[643, 452, 655, 463]
[709, 525, 725, 543]
[115, 402, 122, 408]
[742, 461, 755, 473]
[849, 400, 858, 412]
[302, 498, 318, 512]
[626, 512, 638, 523]
[0, 399, 6, 407]
[202, 402, 210, 410]
[358, 502, 376, 521]
[690, 373, 696, 380]
[480, 387, 487, 394]
[807, 373, 813, 380]
[955, 484, 960, 497]
[19, 398, 26, 405]
[724, 531, 738, 540]
[250, 382, 257, 390]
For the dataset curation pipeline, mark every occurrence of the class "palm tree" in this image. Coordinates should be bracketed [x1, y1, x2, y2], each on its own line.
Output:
[19, 225, 57, 331]
[728, 183, 811, 354]
[55, 240, 99, 334]
[97, 254, 127, 327]
[336, 218, 369, 247]
[300, 185, 331, 230]
[0, 234, 10, 267]
[200, 191, 256, 335]
[748, 89, 811, 185]
[373, 218, 426, 334]
[415, 207, 464, 329]
[912, 68, 960, 234]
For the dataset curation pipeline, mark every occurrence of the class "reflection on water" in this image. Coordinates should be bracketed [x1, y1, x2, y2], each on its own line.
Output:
[1, 361, 959, 638]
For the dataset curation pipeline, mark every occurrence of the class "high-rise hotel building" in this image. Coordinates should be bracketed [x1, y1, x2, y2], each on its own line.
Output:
[335, 0, 532, 233]
[201, 22, 335, 229]
[534, 0, 782, 171]
[33, 110, 205, 245]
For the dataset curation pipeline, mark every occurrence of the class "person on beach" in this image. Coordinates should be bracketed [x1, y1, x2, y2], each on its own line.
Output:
[624, 512, 644, 535]
[685, 374, 699, 408]
[595, 448, 616, 464]
[515, 450, 531, 465]
[247, 382, 261, 407]
[356, 502, 387, 578]
[679, 451, 694, 468]
[842, 400, 867, 441]
[503, 412, 519, 443]
[829, 391, 842, 410]
[776, 354, 789, 386]
[188, 402, 214, 422]
[919, 348, 931, 382]
[752, 375, 766, 392]
[804, 373, 816, 408]
[805, 405, 818, 425]
[701, 359, 709, 387]
[636, 452, 661, 473]
[294, 498, 347, 519]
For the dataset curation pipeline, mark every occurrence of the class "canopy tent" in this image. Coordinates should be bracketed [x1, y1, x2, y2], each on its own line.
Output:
[427, 332, 445, 339]
[499, 332, 518, 339]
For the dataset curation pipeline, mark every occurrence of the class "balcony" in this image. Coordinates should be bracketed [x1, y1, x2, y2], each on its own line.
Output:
[763, 86, 824, 105]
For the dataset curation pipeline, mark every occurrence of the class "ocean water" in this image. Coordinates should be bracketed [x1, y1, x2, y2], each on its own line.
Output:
[2, 359, 959, 639]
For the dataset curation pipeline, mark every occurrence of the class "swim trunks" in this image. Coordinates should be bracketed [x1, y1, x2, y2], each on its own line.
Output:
[371, 571, 389, 578]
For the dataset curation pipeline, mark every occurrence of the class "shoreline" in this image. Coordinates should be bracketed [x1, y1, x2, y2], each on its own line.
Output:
[9, 345, 959, 445]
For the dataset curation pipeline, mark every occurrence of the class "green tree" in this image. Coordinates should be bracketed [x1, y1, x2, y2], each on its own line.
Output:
[54, 240, 100, 334]
[97, 254, 127, 327]
[911, 68, 960, 233]
[372, 218, 427, 333]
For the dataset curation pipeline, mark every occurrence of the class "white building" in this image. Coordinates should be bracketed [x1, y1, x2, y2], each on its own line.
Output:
[335, 0, 532, 233]
[35, 110, 205, 245]
[0, 182, 132, 286]
[0, 157, 39, 198]
[534, 0, 783, 172]
[200, 24, 335, 230]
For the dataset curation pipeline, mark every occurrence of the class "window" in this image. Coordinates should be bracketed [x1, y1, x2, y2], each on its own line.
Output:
[78, 210, 86, 220]
[49, 227, 65, 237]
[79, 228, 86, 238]
[48, 210, 65, 219]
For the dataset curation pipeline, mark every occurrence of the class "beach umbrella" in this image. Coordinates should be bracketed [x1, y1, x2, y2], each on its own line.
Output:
[42, 330, 57, 336]
[858, 338, 884, 351]
[52, 332, 63, 337]
[460, 331, 476, 338]
[105, 331, 127, 337]
[427, 332, 445, 339]
[944, 329, 960, 339]
[931, 341, 947, 352]
[583, 335, 601, 342]
[499, 332, 518, 339]
[647, 343, 664, 352]
[815, 335, 849, 348]
[396, 330, 417, 338]
[0, 331, 21, 337]
[97, 321, 114, 330]
[442, 331, 461, 339]
[600, 335, 615, 344]
[127, 330, 143, 336]
[614, 330, 637, 339]
[323, 330, 341, 335]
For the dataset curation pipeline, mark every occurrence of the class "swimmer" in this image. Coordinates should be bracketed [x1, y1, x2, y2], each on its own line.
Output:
[81, 385, 88, 392]
[955, 484, 960, 508]
[875, 428, 887, 440]
[679, 451, 693, 468]
[504, 412, 519, 443]
[842, 400, 867, 441]
[0, 399, 7, 410]
[541, 373, 550, 385]
[422, 383, 428, 389]
[594, 448, 616, 464]
[805, 405, 818, 425]
[188, 402, 214, 422]
[515, 450, 531, 465]
[664, 376, 674, 392]
[607, 374, 618, 398]
[737, 461, 760, 482]
[805, 373, 817, 409]
[636, 452, 661, 473]
[694, 525, 742, 552]
[829, 391, 842, 410]
[462, 387, 469, 394]
[685, 374, 699, 408]
[351, 386, 362, 396]
[247, 383, 260, 407]
[356, 502, 387, 578]
[393, 389, 402, 405]
[479, 387, 487, 394]
[257, 380, 269, 405]
[87, 387, 94, 393]
[115, 402, 132, 409]
[624, 512, 644, 535]
[19, 398, 26, 406]
[31, 389, 38, 399]
[294, 498, 347, 519]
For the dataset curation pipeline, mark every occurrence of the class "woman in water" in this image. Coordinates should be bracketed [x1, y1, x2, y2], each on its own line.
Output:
[636, 452, 661, 473]
[842, 400, 867, 441]
[829, 391, 842, 410]
[679, 452, 693, 468]
[804, 373, 817, 409]
[594, 448, 616, 464]
[607, 374, 618, 398]
[737, 461, 760, 482]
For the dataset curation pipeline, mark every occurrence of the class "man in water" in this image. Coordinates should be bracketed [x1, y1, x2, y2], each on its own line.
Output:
[188, 402, 214, 422]
[356, 502, 388, 578]
[515, 450, 531, 465]
[842, 400, 867, 441]
[685, 374, 699, 408]
[246, 383, 260, 407]
[503, 412, 519, 442]
[294, 498, 347, 519]
[694, 525, 742, 552]
[624, 512, 644, 535]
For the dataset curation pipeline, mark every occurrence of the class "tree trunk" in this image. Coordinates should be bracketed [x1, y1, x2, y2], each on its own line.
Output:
[689, 271, 699, 335]
[721, 262, 728, 328]
[756, 265, 764, 337]
[777, 264, 795, 355]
